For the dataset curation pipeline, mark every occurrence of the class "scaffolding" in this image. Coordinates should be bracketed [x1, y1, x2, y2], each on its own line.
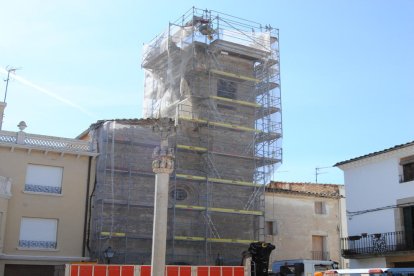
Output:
[142, 7, 282, 264]
[89, 7, 282, 266]
[89, 119, 163, 264]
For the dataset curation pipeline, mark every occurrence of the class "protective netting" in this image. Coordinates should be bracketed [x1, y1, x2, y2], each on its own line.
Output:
[89, 7, 282, 265]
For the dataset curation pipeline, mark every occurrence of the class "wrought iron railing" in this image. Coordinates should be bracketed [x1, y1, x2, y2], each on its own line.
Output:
[341, 231, 414, 258]
[19, 239, 57, 249]
[311, 251, 330, 260]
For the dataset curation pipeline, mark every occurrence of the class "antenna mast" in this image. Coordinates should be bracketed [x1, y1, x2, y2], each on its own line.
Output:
[3, 66, 21, 102]
[315, 166, 332, 183]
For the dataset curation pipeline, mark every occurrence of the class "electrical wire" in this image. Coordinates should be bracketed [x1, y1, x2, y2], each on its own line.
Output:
[347, 201, 414, 218]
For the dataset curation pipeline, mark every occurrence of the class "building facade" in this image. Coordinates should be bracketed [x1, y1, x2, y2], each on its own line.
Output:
[336, 140, 414, 268]
[87, 7, 282, 265]
[0, 122, 96, 276]
[264, 182, 346, 268]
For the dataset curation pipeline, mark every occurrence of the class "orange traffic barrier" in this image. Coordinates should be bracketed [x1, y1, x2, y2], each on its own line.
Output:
[67, 264, 245, 276]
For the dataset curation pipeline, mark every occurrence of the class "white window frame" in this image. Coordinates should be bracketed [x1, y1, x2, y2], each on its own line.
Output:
[18, 217, 58, 250]
[24, 164, 63, 194]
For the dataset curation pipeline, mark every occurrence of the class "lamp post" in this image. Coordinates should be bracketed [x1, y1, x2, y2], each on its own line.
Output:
[103, 246, 115, 264]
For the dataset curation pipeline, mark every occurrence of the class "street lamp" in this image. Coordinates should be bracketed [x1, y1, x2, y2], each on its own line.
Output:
[103, 246, 115, 264]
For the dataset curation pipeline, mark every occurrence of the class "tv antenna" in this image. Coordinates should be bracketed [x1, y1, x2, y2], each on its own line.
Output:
[315, 166, 332, 183]
[3, 66, 21, 102]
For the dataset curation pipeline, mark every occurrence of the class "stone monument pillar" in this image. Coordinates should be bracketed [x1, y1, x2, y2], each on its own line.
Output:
[151, 118, 175, 276]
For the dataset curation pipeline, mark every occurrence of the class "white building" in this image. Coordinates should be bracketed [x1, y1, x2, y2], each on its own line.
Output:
[335, 140, 414, 268]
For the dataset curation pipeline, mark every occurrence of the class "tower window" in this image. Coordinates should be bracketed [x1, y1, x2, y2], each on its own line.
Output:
[217, 79, 237, 99]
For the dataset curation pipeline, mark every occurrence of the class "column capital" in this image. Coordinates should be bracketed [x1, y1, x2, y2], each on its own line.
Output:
[152, 147, 175, 174]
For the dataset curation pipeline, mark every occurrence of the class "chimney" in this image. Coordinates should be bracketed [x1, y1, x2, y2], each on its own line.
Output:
[0, 102, 6, 130]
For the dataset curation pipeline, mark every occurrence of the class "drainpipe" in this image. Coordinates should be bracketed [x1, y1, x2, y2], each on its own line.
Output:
[82, 156, 93, 257]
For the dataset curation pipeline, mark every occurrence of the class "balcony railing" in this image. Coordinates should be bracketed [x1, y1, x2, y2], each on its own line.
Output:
[0, 130, 95, 154]
[341, 231, 414, 258]
[311, 251, 330, 260]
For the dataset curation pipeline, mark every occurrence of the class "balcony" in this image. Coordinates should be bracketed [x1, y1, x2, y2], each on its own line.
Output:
[341, 231, 414, 258]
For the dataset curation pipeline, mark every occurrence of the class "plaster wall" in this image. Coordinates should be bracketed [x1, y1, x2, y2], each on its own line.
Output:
[264, 191, 341, 265]
[0, 147, 91, 258]
[344, 154, 414, 235]
[349, 257, 386, 269]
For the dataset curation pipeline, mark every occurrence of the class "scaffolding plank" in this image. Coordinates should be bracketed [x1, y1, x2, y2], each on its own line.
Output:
[209, 121, 260, 133]
[175, 173, 207, 181]
[209, 96, 260, 108]
[176, 144, 207, 152]
[175, 204, 263, 216]
[174, 236, 256, 244]
[207, 238, 256, 244]
[210, 69, 260, 83]
[178, 116, 261, 133]
[175, 204, 206, 211]
[208, 177, 260, 187]
[209, 207, 263, 216]
[175, 173, 261, 187]
[100, 232, 126, 237]
[174, 236, 205, 241]
[176, 144, 279, 165]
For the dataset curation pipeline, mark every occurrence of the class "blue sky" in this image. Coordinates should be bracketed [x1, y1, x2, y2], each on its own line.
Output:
[0, 0, 413, 184]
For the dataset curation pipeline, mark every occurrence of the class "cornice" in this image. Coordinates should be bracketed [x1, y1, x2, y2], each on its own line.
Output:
[337, 145, 414, 170]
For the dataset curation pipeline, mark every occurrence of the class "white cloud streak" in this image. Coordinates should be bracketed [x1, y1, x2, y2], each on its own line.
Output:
[0, 68, 97, 119]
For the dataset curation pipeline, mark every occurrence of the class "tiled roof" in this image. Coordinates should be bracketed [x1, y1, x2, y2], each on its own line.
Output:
[77, 118, 172, 139]
[334, 140, 414, 167]
[266, 181, 342, 198]
[89, 118, 164, 130]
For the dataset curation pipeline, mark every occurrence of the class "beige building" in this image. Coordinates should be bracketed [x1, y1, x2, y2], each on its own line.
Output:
[0, 118, 96, 276]
[264, 182, 347, 268]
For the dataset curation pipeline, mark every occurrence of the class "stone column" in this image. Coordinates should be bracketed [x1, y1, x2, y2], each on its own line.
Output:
[151, 119, 175, 276]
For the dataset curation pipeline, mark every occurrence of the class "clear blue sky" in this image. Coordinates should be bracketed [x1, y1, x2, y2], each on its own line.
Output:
[1, 1, 413, 184]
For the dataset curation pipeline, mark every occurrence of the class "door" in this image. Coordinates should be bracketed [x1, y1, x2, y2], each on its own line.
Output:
[5, 264, 55, 276]
[403, 206, 414, 249]
[312, 235, 326, 260]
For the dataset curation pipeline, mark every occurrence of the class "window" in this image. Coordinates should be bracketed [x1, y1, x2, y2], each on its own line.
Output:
[217, 79, 237, 99]
[315, 201, 326, 214]
[25, 164, 63, 194]
[401, 157, 414, 183]
[170, 188, 188, 201]
[265, 220, 277, 235]
[19, 218, 58, 249]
